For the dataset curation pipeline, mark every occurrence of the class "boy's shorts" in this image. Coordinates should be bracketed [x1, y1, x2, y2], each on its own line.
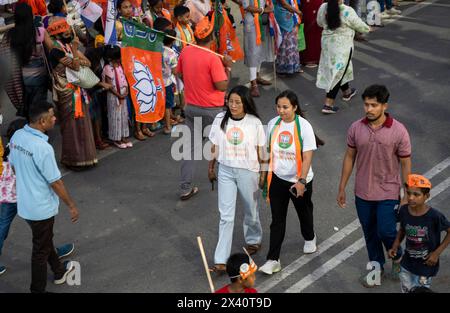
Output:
[165, 84, 175, 109]
[399, 266, 432, 293]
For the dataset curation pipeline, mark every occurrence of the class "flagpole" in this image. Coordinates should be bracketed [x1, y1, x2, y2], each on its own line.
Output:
[164, 34, 236, 63]
[197, 236, 215, 293]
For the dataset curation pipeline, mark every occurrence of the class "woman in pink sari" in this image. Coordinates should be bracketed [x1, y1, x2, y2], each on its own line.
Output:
[300, 0, 323, 67]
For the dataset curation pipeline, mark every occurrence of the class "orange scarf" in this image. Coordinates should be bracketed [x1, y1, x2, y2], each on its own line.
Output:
[265, 116, 303, 201]
[67, 83, 84, 119]
[176, 23, 195, 49]
[239, 0, 262, 46]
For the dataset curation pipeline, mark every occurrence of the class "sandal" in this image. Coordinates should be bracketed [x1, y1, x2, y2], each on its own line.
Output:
[142, 127, 156, 137]
[114, 142, 127, 149]
[209, 264, 227, 275]
[180, 186, 199, 201]
[245, 244, 261, 256]
[134, 131, 146, 141]
[149, 122, 163, 132]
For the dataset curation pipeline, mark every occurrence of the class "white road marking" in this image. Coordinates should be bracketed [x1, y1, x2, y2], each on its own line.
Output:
[259, 156, 450, 292]
[258, 219, 362, 292]
[283, 171, 450, 293]
[423, 157, 450, 180]
[285, 238, 366, 293]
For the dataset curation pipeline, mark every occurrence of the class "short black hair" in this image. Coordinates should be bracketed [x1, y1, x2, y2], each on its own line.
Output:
[195, 32, 213, 45]
[361, 84, 390, 104]
[226, 253, 250, 283]
[148, 0, 162, 8]
[29, 101, 55, 123]
[153, 17, 172, 31]
[47, 0, 64, 15]
[163, 29, 176, 46]
[104, 45, 121, 62]
[4, 118, 27, 161]
[409, 286, 434, 293]
[174, 5, 190, 18]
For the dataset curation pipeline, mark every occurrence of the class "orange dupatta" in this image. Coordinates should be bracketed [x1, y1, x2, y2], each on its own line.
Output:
[265, 116, 303, 201]
[239, 0, 262, 46]
[176, 23, 196, 49]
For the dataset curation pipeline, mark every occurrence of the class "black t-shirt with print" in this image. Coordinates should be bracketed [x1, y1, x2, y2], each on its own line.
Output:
[399, 205, 450, 277]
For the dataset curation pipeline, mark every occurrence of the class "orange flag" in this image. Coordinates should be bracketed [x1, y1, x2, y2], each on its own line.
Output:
[121, 18, 165, 123]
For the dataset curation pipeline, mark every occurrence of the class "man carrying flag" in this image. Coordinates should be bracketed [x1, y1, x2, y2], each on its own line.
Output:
[120, 18, 166, 124]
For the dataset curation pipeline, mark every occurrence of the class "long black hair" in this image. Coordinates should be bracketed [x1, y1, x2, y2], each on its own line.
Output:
[10, 3, 36, 66]
[221, 85, 260, 131]
[275, 90, 325, 146]
[326, 0, 341, 31]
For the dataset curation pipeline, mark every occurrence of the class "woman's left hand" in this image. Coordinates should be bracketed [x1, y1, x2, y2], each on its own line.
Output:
[291, 182, 306, 198]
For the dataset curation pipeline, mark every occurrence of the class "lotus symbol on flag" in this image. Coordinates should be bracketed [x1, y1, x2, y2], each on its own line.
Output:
[132, 59, 162, 114]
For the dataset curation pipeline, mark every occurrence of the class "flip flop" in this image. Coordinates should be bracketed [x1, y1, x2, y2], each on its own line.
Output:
[209, 264, 227, 275]
[180, 186, 199, 201]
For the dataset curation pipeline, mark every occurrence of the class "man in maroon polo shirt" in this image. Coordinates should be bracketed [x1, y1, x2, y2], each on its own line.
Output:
[337, 84, 412, 287]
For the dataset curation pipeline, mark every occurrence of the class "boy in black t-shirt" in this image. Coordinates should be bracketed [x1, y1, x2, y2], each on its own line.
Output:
[388, 174, 450, 293]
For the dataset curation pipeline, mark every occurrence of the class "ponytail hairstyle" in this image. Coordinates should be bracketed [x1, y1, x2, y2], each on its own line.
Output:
[275, 90, 325, 146]
[221, 85, 260, 132]
[326, 0, 341, 31]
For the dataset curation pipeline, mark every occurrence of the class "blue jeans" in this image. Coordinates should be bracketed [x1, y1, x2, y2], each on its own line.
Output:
[0, 203, 18, 255]
[377, 0, 393, 12]
[399, 266, 432, 293]
[214, 164, 263, 264]
[355, 196, 401, 269]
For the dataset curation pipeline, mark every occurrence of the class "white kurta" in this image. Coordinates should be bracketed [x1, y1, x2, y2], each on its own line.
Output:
[316, 4, 369, 92]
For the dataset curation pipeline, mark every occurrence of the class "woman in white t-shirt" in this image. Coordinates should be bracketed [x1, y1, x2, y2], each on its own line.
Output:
[208, 85, 266, 274]
[259, 90, 325, 275]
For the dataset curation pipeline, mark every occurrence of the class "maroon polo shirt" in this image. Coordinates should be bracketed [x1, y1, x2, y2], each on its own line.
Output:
[346, 114, 411, 201]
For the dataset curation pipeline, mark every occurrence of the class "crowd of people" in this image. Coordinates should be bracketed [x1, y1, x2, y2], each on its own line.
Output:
[0, 0, 448, 294]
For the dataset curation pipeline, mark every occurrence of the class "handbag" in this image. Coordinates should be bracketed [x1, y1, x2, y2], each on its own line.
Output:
[66, 65, 100, 89]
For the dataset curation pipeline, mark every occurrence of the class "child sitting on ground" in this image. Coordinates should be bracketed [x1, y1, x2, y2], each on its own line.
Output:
[215, 252, 258, 293]
[388, 174, 450, 293]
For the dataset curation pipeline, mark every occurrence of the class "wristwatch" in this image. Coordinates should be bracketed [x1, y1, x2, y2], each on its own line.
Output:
[298, 178, 307, 185]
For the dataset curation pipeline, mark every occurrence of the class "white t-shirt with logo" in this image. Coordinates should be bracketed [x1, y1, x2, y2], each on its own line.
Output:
[209, 113, 266, 172]
[267, 116, 317, 183]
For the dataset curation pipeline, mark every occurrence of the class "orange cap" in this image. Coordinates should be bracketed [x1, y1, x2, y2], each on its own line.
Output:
[48, 18, 70, 36]
[406, 174, 432, 189]
[194, 16, 214, 40]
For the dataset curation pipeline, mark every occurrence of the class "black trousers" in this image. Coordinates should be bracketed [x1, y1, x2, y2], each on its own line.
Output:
[326, 48, 353, 100]
[26, 217, 65, 293]
[267, 174, 315, 261]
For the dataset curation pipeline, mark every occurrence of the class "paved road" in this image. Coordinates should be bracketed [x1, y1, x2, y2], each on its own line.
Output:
[0, 0, 449, 293]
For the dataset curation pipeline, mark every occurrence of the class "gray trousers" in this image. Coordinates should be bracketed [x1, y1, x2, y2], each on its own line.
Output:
[180, 104, 225, 194]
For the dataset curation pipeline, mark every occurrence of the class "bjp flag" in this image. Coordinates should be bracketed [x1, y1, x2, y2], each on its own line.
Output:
[121, 18, 165, 123]
[213, 2, 244, 61]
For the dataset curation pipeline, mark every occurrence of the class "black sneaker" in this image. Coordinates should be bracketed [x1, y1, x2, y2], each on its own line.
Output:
[342, 88, 357, 101]
[54, 261, 75, 285]
[321, 105, 339, 114]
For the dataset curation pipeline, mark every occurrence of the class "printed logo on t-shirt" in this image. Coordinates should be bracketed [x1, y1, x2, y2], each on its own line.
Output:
[405, 224, 429, 259]
[278, 131, 293, 149]
[227, 127, 244, 145]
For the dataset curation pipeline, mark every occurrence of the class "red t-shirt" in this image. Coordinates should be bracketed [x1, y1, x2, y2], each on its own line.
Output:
[177, 46, 227, 108]
[18, 0, 47, 16]
[215, 285, 258, 293]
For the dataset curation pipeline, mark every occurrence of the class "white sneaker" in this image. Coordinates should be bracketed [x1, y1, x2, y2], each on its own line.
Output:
[54, 260, 75, 285]
[387, 8, 401, 15]
[259, 260, 281, 275]
[303, 235, 317, 254]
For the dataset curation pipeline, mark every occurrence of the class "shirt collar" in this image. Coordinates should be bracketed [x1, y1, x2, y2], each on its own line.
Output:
[361, 113, 393, 128]
[24, 124, 49, 142]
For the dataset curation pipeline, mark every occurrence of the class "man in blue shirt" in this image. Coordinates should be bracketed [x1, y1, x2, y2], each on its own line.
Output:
[9, 101, 80, 293]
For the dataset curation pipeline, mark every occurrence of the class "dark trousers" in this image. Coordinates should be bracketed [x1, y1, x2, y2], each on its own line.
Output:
[355, 196, 402, 269]
[267, 174, 315, 260]
[326, 49, 353, 100]
[26, 217, 65, 293]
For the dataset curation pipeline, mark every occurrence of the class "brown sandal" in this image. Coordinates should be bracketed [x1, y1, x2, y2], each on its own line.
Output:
[245, 244, 261, 256]
[142, 127, 155, 137]
[209, 264, 227, 275]
[134, 131, 146, 141]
